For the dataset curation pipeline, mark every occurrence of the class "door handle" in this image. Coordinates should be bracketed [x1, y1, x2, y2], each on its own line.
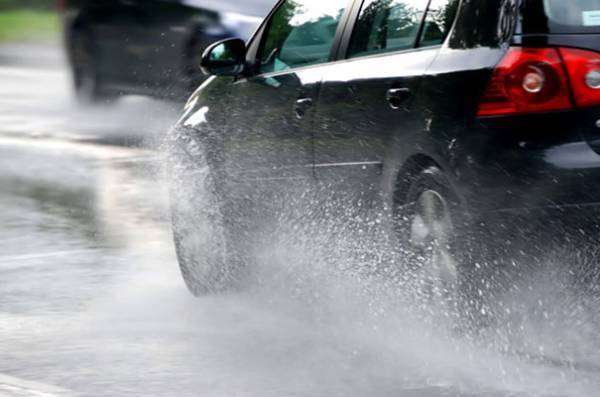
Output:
[386, 87, 411, 110]
[294, 97, 313, 119]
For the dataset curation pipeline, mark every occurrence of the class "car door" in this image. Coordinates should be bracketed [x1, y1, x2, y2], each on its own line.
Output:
[217, 0, 353, 190]
[106, 0, 174, 89]
[129, 0, 204, 91]
[312, 0, 441, 206]
[86, 0, 139, 84]
[96, 0, 185, 90]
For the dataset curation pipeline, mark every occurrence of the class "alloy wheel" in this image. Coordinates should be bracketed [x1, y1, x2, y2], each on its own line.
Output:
[409, 189, 459, 296]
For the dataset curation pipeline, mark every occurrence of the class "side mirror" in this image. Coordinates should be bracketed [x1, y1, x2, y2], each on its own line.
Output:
[200, 38, 246, 77]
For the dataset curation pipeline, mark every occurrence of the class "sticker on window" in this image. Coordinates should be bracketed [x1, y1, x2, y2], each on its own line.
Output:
[583, 10, 600, 26]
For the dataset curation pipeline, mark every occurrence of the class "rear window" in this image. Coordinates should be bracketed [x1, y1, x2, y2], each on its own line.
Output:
[544, 0, 600, 31]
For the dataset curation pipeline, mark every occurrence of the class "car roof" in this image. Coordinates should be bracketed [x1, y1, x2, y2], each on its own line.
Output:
[182, 0, 275, 18]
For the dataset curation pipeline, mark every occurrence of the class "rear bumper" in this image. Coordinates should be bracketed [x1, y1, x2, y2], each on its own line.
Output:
[459, 109, 600, 211]
[450, 109, 600, 246]
[470, 202, 600, 259]
[486, 202, 600, 235]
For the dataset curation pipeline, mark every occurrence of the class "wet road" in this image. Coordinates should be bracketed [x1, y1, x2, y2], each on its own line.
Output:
[2, 47, 600, 397]
[0, 46, 179, 147]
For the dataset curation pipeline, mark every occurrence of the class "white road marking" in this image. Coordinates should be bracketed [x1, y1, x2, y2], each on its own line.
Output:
[0, 374, 73, 397]
[0, 249, 99, 265]
[313, 161, 383, 168]
[0, 135, 154, 159]
[0, 66, 64, 79]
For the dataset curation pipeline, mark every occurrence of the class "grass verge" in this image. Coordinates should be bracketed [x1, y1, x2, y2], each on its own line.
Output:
[0, 9, 60, 43]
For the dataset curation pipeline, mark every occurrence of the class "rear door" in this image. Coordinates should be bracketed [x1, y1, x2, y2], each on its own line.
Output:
[312, 0, 439, 204]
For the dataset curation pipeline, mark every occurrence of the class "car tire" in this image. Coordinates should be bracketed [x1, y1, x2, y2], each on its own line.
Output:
[70, 30, 118, 104]
[169, 141, 243, 296]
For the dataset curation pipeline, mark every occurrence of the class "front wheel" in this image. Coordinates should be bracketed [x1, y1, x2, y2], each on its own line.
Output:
[170, 147, 243, 296]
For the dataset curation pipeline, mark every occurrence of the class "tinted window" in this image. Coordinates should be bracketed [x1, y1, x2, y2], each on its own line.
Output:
[259, 0, 348, 73]
[544, 0, 600, 30]
[347, 0, 428, 58]
[419, 0, 459, 47]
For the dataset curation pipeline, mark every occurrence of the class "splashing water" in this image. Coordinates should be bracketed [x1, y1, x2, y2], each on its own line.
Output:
[163, 129, 600, 397]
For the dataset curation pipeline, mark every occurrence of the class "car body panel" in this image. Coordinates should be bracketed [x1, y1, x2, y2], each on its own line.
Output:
[176, 0, 600, 237]
[61, 0, 266, 98]
[218, 69, 320, 183]
[313, 47, 439, 201]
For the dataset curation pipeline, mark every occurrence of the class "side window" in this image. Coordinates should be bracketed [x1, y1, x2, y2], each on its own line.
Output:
[347, 0, 428, 58]
[419, 0, 460, 47]
[258, 0, 348, 74]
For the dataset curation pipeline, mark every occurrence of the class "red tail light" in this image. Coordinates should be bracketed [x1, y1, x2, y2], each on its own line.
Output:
[559, 48, 600, 109]
[477, 48, 573, 117]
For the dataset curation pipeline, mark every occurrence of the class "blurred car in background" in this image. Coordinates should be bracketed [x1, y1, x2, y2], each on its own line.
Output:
[58, 0, 271, 102]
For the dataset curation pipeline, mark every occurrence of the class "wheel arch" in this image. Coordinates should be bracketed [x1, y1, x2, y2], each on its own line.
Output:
[387, 150, 474, 229]
[392, 154, 442, 208]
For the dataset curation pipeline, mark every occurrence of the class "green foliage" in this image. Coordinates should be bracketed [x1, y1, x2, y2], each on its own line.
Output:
[261, 0, 298, 62]
[0, 9, 59, 43]
[0, 0, 55, 10]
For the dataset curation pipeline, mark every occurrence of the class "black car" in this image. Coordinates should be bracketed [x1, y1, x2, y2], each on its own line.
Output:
[59, 0, 273, 101]
[169, 0, 600, 299]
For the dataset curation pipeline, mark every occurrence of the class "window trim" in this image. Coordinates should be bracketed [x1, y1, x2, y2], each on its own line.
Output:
[333, 43, 441, 70]
[419, 0, 463, 47]
[244, 0, 286, 75]
[252, 43, 441, 81]
[245, 0, 357, 78]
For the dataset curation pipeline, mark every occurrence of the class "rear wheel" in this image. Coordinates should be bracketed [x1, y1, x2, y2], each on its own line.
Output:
[399, 167, 463, 299]
[396, 166, 493, 330]
[70, 30, 118, 104]
[409, 189, 459, 291]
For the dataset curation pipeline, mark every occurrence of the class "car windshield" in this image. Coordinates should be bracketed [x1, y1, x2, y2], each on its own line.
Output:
[544, 0, 600, 30]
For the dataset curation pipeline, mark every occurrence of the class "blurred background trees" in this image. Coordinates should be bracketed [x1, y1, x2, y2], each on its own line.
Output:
[0, 0, 56, 10]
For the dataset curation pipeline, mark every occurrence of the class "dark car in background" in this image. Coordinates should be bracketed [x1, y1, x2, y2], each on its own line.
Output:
[58, 0, 274, 102]
[169, 0, 600, 299]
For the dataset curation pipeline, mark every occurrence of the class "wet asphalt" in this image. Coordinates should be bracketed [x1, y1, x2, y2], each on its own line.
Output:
[1, 45, 600, 397]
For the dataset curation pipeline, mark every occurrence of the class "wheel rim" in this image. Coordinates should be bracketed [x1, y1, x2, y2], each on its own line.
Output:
[409, 190, 458, 288]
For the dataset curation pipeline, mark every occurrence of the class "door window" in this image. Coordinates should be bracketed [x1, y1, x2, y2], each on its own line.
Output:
[419, 0, 460, 47]
[258, 0, 348, 74]
[545, 0, 600, 29]
[347, 0, 428, 58]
